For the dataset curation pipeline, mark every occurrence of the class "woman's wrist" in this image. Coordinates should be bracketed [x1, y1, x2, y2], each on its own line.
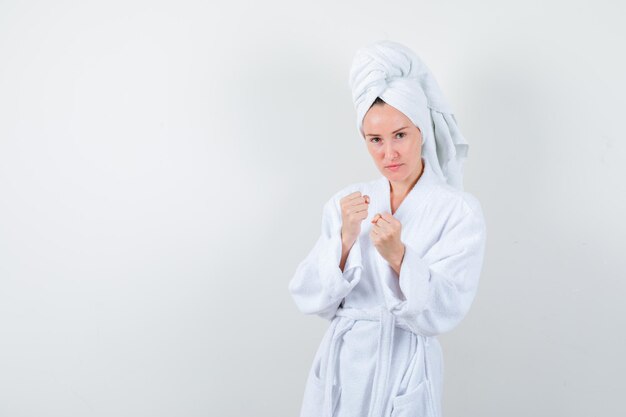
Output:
[389, 243, 406, 276]
[340, 235, 356, 272]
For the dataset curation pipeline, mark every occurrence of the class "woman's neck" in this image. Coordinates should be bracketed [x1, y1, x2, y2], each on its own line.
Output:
[390, 158, 424, 198]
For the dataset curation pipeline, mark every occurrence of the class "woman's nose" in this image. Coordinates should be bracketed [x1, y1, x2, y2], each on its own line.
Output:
[383, 141, 397, 159]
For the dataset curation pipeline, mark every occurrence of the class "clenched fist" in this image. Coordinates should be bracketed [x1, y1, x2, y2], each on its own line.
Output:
[339, 191, 370, 247]
[370, 213, 406, 275]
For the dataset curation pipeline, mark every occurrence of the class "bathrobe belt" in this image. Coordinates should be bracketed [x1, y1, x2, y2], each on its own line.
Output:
[323, 306, 429, 417]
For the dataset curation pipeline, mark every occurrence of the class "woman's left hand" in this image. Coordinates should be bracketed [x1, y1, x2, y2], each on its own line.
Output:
[370, 213, 406, 275]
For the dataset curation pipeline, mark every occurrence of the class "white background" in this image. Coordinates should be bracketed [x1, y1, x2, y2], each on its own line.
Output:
[0, 1, 624, 416]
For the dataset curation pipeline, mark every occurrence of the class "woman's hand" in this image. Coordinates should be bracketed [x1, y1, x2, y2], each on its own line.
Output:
[340, 192, 370, 247]
[370, 213, 406, 275]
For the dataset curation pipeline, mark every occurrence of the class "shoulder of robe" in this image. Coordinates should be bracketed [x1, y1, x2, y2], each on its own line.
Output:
[431, 183, 485, 220]
[459, 191, 484, 218]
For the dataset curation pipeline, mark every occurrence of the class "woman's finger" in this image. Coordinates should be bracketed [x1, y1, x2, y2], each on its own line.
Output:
[373, 212, 393, 225]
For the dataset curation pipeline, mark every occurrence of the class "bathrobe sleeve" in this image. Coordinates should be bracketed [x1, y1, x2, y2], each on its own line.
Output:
[391, 194, 487, 336]
[288, 195, 364, 320]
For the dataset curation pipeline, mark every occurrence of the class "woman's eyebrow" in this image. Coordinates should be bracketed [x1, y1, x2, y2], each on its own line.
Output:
[365, 126, 409, 137]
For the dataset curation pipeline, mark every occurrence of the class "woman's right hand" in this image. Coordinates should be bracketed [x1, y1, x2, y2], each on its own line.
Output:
[339, 191, 370, 246]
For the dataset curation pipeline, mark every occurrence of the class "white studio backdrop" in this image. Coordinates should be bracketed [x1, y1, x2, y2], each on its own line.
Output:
[0, 1, 624, 416]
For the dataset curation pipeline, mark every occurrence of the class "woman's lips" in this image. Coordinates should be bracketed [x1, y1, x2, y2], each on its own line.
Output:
[386, 163, 403, 172]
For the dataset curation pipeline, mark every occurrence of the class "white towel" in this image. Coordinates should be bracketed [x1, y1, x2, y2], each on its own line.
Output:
[349, 40, 469, 191]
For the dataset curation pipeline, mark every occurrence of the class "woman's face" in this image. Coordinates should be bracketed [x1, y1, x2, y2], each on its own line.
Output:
[362, 102, 423, 183]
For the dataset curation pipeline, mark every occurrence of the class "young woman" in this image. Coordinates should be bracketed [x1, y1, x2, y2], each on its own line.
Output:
[288, 40, 487, 417]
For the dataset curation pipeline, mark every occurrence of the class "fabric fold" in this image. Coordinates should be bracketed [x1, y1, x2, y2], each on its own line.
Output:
[393, 243, 431, 318]
[386, 196, 487, 337]
[288, 196, 363, 320]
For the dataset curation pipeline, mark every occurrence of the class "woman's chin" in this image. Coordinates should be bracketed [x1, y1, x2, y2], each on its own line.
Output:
[383, 173, 404, 184]
[382, 168, 405, 181]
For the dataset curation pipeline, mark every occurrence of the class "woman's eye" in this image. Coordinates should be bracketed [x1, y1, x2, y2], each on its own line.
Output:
[370, 137, 380, 143]
[396, 132, 405, 139]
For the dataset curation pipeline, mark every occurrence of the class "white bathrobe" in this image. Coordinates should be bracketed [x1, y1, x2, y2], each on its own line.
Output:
[288, 157, 487, 417]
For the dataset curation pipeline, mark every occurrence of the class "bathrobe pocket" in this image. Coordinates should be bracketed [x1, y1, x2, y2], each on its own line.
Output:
[300, 367, 341, 417]
[390, 378, 435, 417]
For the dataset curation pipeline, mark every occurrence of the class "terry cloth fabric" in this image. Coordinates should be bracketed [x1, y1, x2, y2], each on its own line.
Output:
[348, 40, 469, 191]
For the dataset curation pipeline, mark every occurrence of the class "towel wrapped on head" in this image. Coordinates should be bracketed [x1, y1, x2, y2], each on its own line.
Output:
[348, 40, 469, 191]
